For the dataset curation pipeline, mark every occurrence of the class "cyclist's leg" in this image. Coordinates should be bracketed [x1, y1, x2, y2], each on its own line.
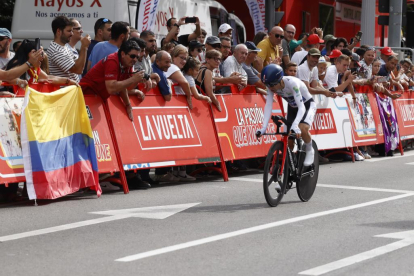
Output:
[300, 100, 316, 166]
[286, 104, 296, 150]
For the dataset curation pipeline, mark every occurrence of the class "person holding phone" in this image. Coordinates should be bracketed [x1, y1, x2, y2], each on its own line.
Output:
[161, 17, 201, 48]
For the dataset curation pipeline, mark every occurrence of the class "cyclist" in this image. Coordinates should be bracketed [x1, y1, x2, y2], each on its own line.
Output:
[256, 64, 316, 166]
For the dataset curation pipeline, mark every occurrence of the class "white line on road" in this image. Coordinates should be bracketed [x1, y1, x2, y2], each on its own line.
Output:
[407, 162, 414, 165]
[115, 193, 413, 262]
[231, 177, 414, 194]
[363, 151, 414, 162]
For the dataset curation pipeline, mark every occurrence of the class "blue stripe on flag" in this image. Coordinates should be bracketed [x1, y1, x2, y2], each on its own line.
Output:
[29, 132, 98, 173]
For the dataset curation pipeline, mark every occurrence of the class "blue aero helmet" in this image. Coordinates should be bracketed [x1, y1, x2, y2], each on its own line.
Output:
[261, 64, 283, 87]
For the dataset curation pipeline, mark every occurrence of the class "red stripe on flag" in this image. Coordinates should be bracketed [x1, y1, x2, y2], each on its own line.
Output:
[31, 161, 101, 199]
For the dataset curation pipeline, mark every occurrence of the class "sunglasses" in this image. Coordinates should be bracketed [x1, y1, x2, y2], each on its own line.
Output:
[98, 18, 110, 29]
[73, 27, 82, 31]
[213, 44, 221, 49]
[275, 34, 284, 39]
[128, 54, 139, 59]
[0, 37, 8, 42]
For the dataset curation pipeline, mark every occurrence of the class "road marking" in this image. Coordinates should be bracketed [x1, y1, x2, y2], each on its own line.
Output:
[407, 162, 414, 165]
[115, 193, 413, 262]
[0, 203, 200, 242]
[299, 229, 414, 275]
[231, 177, 414, 194]
[363, 151, 414, 162]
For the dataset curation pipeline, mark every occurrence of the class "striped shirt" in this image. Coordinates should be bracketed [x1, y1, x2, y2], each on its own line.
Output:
[47, 41, 79, 82]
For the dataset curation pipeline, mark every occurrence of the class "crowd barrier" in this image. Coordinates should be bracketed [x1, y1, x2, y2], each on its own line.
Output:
[1, 82, 414, 194]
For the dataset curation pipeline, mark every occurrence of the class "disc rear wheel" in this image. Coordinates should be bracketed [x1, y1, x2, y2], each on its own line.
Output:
[296, 140, 319, 202]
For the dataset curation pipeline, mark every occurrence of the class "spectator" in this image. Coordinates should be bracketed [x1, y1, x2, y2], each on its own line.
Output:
[136, 30, 157, 74]
[67, 18, 83, 79]
[328, 49, 342, 64]
[152, 50, 173, 101]
[317, 57, 330, 85]
[195, 50, 222, 111]
[165, 45, 193, 108]
[87, 21, 130, 71]
[380, 47, 396, 65]
[284, 62, 298, 77]
[0, 50, 42, 83]
[161, 17, 201, 47]
[40, 52, 50, 74]
[323, 54, 357, 101]
[298, 32, 308, 49]
[297, 48, 336, 98]
[340, 48, 352, 57]
[282, 24, 296, 63]
[218, 23, 233, 39]
[197, 28, 207, 44]
[356, 44, 369, 60]
[188, 40, 204, 61]
[253, 31, 268, 47]
[13, 41, 22, 53]
[378, 55, 404, 92]
[6, 39, 78, 86]
[219, 36, 232, 75]
[255, 26, 284, 72]
[357, 46, 375, 79]
[83, 18, 112, 76]
[162, 42, 176, 54]
[47, 16, 91, 83]
[222, 44, 248, 91]
[289, 39, 303, 56]
[204, 36, 221, 52]
[332, 37, 348, 51]
[180, 56, 211, 103]
[130, 37, 159, 89]
[130, 28, 140, 38]
[67, 19, 82, 60]
[81, 40, 145, 117]
[321, 34, 336, 56]
[397, 58, 414, 89]
[0, 28, 15, 69]
[291, 34, 323, 66]
[242, 41, 267, 95]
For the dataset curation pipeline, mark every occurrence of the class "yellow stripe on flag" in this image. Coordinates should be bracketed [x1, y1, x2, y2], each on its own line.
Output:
[25, 86, 93, 142]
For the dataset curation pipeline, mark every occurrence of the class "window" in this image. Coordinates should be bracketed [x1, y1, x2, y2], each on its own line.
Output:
[319, 4, 334, 36]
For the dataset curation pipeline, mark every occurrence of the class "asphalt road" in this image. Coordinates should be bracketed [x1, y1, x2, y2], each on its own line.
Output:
[1, 149, 414, 276]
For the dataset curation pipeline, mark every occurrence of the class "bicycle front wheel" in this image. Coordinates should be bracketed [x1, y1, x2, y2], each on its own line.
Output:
[296, 140, 319, 202]
[263, 141, 288, 207]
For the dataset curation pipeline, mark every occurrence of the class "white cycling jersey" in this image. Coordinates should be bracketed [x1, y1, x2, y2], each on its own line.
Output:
[260, 76, 313, 134]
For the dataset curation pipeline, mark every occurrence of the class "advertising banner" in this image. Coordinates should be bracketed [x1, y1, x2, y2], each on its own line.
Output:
[211, 86, 282, 161]
[245, 0, 266, 34]
[393, 92, 414, 140]
[106, 93, 222, 171]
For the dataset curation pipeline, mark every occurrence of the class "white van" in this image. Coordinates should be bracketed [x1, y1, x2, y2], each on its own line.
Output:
[11, 0, 245, 48]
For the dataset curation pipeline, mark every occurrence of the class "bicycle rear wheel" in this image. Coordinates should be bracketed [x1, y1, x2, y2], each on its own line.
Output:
[263, 141, 289, 207]
[296, 140, 319, 202]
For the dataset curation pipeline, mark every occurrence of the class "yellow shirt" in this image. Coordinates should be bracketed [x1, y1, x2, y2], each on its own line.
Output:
[257, 38, 279, 67]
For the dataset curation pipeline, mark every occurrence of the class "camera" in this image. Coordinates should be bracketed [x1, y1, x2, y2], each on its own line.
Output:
[136, 66, 150, 80]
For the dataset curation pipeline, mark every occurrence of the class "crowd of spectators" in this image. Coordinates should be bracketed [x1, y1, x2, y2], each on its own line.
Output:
[0, 15, 413, 196]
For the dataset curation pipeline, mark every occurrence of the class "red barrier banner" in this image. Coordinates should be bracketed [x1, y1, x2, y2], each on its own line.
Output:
[346, 86, 384, 146]
[211, 85, 282, 161]
[84, 95, 120, 174]
[106, 88, 222, 171]
[393, 91, 414, 140]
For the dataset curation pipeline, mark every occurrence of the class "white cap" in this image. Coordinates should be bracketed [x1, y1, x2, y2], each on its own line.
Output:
[318, 56, 327, 63]
[218, 23, 233, 34]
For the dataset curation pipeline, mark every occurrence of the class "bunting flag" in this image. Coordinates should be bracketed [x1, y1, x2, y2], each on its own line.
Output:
[21, 86, 101, 200]
[375, 93, 400, 153]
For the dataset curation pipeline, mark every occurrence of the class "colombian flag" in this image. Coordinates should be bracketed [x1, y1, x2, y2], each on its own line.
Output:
[21, 86, 101, 200]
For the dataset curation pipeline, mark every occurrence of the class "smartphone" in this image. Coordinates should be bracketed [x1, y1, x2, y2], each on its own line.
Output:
[35, 38, 41, 51]
[185, 17, 197, 24]
[351, 67, 358, 73]
[355, 31, 363, 41]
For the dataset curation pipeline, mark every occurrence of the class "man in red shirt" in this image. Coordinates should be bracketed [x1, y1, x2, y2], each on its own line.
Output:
[81, 40, 146, 120]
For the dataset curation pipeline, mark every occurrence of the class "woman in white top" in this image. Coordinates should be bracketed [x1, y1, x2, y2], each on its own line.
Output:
[165, 45, 194, 108]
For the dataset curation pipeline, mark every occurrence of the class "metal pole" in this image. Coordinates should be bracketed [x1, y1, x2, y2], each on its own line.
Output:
[265, 0, 275, 31]
[361, 0, 376, 46]
[389, 0, 403, 47]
